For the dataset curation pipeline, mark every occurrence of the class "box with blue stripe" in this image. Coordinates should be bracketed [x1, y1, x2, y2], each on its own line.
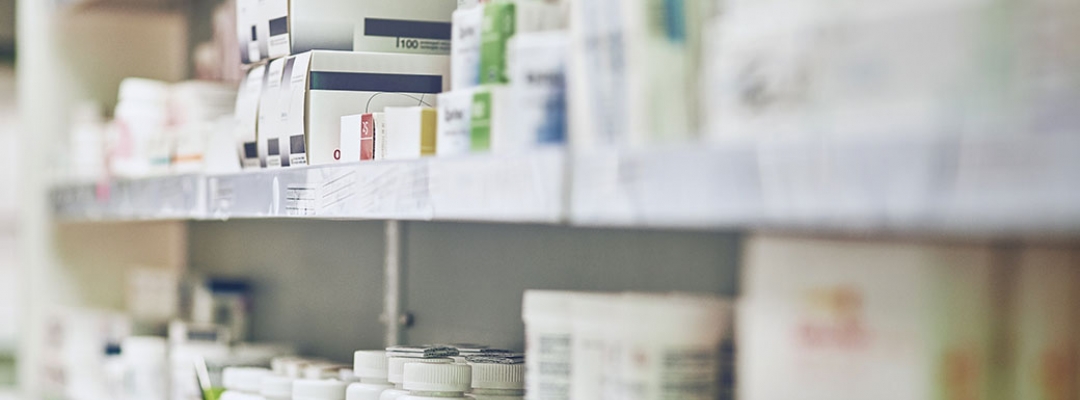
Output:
[271, 50, 449, 167]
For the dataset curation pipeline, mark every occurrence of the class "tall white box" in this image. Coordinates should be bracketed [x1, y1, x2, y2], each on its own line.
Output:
[235, 65, 266, 169]
[436, 89, 475, 156]
[263, 50, 448, 167]
[258, 58, 287, 168]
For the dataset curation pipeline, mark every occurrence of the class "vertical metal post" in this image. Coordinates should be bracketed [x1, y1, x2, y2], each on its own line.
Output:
[383, 220, 405, 346]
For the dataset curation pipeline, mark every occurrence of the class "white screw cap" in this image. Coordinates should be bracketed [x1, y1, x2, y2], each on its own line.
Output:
[353, 350, 389, 379]
[261, 375, 293, 398]
[469, 363, 524, 390]
[292, 379, 347, 400]
[388, 357, 452, 384]
[403, 362, 471, 392]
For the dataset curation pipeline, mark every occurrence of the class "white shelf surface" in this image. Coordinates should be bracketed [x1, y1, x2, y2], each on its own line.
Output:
[52, 149, 567, 224]
[51, 135, 1080, 235]
[572, 134, 1080, 235]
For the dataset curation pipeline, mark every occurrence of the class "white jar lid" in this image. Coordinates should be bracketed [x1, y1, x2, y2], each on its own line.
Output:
[292, 379, 347, 400]
[222, 367, 271, 392]
[353, 350, 388, 379]
[403, 362, 471, 392]
[387, 357, 452, 384]
[261, 375, 293, 398]
[469, 363, 524, 390]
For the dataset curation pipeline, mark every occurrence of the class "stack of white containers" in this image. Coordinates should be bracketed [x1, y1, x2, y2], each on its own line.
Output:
[522, 290, 732, 400]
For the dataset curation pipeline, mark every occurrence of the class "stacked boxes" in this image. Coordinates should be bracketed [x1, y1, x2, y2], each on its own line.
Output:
[235, 0, 455, 168]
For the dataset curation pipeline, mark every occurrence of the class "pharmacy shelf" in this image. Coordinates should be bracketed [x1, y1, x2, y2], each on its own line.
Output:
[571, 134, 1080, 235]
[52, 148, 567, 223]
[51, 135, 1080, 235]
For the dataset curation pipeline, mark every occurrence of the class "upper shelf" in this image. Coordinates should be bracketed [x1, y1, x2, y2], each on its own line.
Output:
[52, 135, 1080, 236]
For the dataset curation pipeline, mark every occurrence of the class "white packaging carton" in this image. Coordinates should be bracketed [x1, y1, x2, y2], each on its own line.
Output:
[339, 114, 363, 163]
[450, 6, 484, 89]
[236, 65, 266, 168]
[263, 50, 448, 167]
[258, 58, 287, 168]
[250, 0, 457, 58]
[508, 31, 568, 146]
[237, 0, 264, 64]
[469, 85, 512, 153]
[568, 0, 710, 150]
[436, 89, 475, 156]
[383, 107, 437, 160]
[739, 235, 996, 400]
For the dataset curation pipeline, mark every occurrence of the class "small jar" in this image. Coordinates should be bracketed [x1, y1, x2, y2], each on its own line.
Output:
[379, 358, 452, 400]
[467, 363, 524, 400]
[347, 351, 394, 400]
[261, 375, 294, 400]
[399, 362, 471, 400]
[293, 379, 347, 400]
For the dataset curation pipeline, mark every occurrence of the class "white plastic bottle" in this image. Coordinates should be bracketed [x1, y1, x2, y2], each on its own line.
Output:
[347, 351, 394, 400]
[293, 379, 347, 400]
[222, 367, 272, 400]
[399, 362, 472, 400]
[261, 375, 294, 400]
[380, 358, 453, 400]
[467, 362, 524, 400]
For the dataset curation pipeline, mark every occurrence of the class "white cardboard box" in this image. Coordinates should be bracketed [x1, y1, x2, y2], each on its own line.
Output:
[469, 84, 512, 153]
[265, 50, 448, 167]
[237, 0, 264, 64]
[450, 6, 484, 89]
[249, 0, 457, 59]
[739, 236, 995, 400]
[258, 58, 287, 168]
[235, 65, 266, 169]
[436, 89, 475, 156]
[384, 107, 437, 160]
[340, 114, 363, 163]
[508, 31, 568, 146]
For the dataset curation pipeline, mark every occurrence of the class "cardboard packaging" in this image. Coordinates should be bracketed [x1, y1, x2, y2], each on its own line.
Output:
[245, 0, 457, 62]
[261, 50, 448, 167]
[509, 31, 568, 146]
[237, 0, 263, 63]
[479, 1, 565, 84]
[1011, 247, 1080, 400]
[739, 235, 996, 400]
[568, 0, 711, 149]
[235, 65, 266, 169]
[384, 107, 437, 160]
[340, 113, 381, 162]
[258, 58, 287, 168]
[451, 6, 484, 89]
[469, 85, 511, 153]
[436, 89, 475, 156]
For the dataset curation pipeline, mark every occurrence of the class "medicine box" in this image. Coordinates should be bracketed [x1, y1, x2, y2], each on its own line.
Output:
[478, 1, 565, 84]
[261, 50, 448, 167]
[384, 107, 437, 160]
[469, 85, 511, 153]
[248, 0, 457, 63]
[235, 65, 266, 169]
[436, 89, 475, 156]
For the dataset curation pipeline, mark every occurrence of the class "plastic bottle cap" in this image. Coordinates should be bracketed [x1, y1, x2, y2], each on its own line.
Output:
[402, 362, 471, 392]
[292, 379, 347, 400]
[261, 375, 293, 397]
[304, 363, 348, 379]
[222, 367, 271, 392]
[469, 363, 524, 390]
[353, 350, 389, 379]
[387, 357, 452, 384]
